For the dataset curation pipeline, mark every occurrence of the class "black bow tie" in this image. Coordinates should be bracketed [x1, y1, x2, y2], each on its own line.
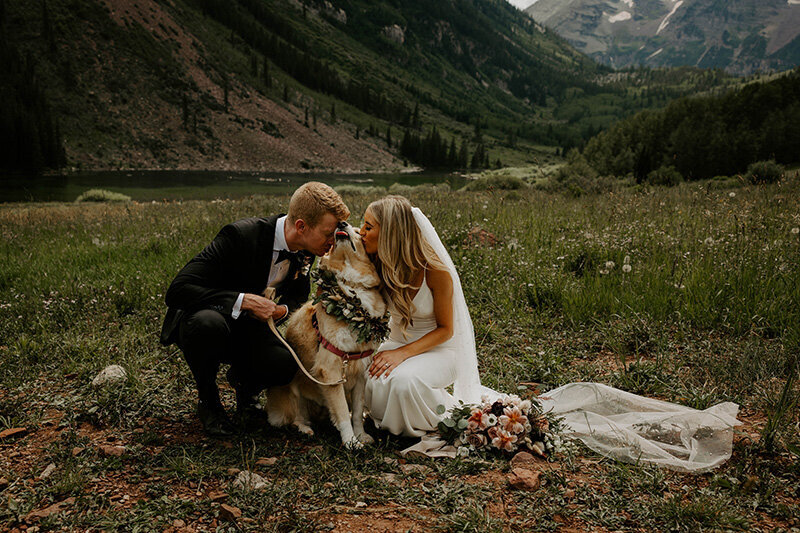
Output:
[275, 249, 299, 264]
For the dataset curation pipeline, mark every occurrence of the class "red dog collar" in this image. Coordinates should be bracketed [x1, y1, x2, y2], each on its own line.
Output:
[311, 313, 375, 361]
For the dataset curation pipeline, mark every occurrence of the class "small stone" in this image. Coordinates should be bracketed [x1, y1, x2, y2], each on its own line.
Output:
[71, 447, 84, 457]
[39, 463, 57, 480]
[0, 427, 28, 440]
[510, 451, 537, 468]
[255, 457, 278, 467]
[99, 445, 126, 457]
[25, 497, 75, 521]
[91, 365, 128, 388]
[172, 519, 186, 528]
[231, 471, 267, 491]
[508, 468, 541, 491]
[399, 464, 432, 475]
[208, 491, 228, 503]
[219, 504, 241, 521]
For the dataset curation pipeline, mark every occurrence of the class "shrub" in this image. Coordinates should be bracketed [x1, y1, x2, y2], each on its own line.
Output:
[333, 185, 387, 196]
[745, 160, 784, 184]
[75, 189, 132, 203]
[646, 165, 683, 186]
[388, 182, 451, 194]
[461, 174, 527, 191]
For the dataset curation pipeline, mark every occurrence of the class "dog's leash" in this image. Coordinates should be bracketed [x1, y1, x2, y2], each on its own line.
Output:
[263, 287, 346, 386]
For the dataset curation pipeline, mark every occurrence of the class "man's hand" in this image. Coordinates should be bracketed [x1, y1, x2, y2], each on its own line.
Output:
[240, 294, 287, 322]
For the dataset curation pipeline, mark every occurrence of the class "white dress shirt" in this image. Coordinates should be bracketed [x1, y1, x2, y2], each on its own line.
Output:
[231, 216, 292, 319]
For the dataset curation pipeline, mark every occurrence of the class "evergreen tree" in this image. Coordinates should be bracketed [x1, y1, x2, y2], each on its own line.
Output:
[41, 0, 56, 54]
[262, 57, 271, 88]
[386, 126, 392, 148]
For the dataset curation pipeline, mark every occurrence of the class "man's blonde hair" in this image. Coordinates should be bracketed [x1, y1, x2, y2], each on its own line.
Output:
[288, 182, 350, 226]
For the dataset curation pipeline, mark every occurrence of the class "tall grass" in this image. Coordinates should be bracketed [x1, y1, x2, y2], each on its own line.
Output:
[1, 178, 799, 530]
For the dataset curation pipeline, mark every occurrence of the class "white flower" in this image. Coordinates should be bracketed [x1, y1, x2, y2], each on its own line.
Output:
[704, 237, 714, 245]
[729, 191, 736, 197]
[792, 227, 799, 235]
[486, 413, 498, 427]
[622, 264, 632, 273]
[456, 446, 470, 458]
[456, 213, 462, 219]
[605, 261, 615, 270]
[623, 255, 630, 265]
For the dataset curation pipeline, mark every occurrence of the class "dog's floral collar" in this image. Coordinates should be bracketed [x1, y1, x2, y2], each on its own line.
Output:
[312, 269, 390, 345]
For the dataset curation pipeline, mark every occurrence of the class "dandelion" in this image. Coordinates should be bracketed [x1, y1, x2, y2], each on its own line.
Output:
[605, 261, 615, 270]
[792, 227, 799, 235]
[622, 264, 632, 273]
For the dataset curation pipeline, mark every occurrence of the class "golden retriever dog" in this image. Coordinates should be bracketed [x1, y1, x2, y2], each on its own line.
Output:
[267, 222, 387, 449]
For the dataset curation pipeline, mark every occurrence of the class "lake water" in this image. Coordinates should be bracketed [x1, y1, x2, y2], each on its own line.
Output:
[0, 170, 466, 203]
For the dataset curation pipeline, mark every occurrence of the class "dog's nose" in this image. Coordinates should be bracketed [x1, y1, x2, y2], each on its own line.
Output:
[337, 221, 348, 230]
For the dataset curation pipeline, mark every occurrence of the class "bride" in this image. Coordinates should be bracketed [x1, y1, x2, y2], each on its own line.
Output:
[358, 195, 740, 473]
[359, 195, 491, 437]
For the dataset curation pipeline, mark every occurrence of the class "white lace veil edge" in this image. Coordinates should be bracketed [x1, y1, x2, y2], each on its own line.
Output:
[412, 207, 498, 404]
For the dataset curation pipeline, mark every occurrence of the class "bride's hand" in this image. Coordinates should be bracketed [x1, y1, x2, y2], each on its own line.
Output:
[369, 349, 407, 378]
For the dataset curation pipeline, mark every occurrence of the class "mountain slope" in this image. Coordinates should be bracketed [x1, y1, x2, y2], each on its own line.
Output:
[2, 0, 736, 172]
[527, 0, 800, 75]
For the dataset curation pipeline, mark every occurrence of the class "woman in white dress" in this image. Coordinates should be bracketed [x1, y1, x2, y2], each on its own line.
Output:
[359, 196, 487, 437]
[356, 196, 740, 472]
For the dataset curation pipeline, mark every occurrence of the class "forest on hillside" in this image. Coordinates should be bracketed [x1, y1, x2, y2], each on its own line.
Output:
[581, 68, 800, 181]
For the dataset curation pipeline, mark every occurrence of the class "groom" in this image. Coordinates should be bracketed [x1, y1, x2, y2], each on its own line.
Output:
[160, 182, 350, 436]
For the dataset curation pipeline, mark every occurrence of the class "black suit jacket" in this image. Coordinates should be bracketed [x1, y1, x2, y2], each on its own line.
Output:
[160, 215, 314, 346]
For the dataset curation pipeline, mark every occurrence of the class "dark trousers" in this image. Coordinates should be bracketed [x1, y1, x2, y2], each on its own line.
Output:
[176, 309, 298, 407]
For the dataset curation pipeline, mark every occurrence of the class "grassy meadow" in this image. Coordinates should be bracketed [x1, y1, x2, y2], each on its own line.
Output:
[0, 176, 799, 531]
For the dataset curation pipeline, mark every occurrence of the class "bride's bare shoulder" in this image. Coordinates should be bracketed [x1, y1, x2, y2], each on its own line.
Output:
[425, 267, 453, 294]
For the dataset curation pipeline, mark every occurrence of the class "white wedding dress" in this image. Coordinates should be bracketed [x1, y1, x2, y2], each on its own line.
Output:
[366, 208, 740, 472]
[365, 272, 459, 437]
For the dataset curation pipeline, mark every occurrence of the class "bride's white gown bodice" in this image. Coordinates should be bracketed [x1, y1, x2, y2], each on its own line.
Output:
[365, 274, 457, 437]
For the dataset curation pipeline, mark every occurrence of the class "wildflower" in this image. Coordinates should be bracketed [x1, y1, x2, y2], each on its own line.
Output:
[792, 227, 799, 235]
[485, 413, 498, 427]
[623, 255, 630, 265]
[456, 213, 462, 219]
[456, 447, 470, 458]
[704, 237, 714, 245]
[508, 238, 520, 251]
[605, 261, 615, 269]
[729, 192, 736, 198]
[622, 264, 632, 273]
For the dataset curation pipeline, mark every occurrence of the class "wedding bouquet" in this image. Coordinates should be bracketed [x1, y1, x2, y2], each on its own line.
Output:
[437, 394, 566, 458]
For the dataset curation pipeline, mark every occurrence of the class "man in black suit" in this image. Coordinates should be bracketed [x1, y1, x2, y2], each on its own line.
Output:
[161, 182, 350, 436]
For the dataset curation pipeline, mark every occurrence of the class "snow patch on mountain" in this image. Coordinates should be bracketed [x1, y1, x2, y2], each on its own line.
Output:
[609, 11, 632, 23]
[657, 0, 683, 35]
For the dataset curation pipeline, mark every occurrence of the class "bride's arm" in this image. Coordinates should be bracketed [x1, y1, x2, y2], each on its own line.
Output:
[369, 268, 454, 378]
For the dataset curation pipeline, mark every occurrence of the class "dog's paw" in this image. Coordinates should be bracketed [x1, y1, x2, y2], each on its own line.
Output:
[355, 432, 375, 445]
[344, 438, 364, 451]
[294, 423, 314, 436]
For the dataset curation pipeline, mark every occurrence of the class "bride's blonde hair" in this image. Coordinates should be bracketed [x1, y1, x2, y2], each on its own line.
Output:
[366, 195, 445, 334]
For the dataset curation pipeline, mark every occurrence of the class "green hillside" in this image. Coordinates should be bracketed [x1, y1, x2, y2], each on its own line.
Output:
[1, 0, 738, 172]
